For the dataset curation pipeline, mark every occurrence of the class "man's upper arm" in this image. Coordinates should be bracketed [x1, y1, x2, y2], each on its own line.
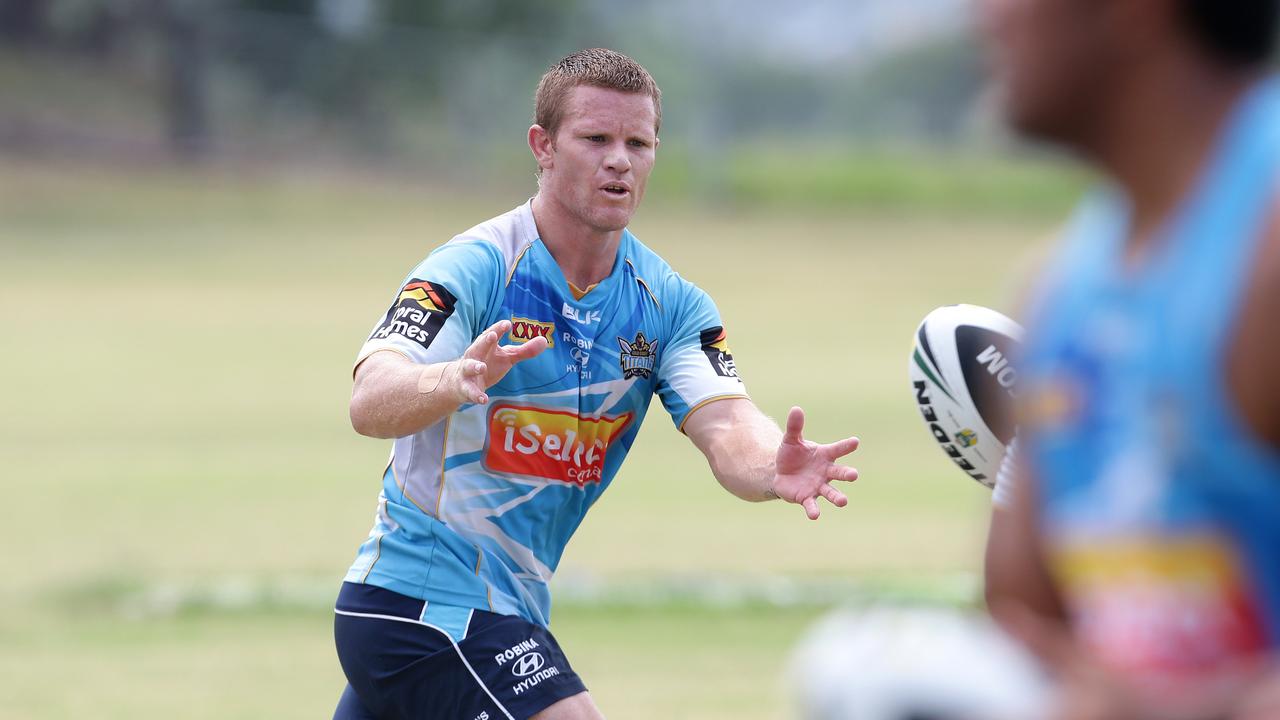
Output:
[1227, 203, 1280, 447]
[654, 278, 749, 432]
[354, 240, 502, 374]
[681, 396, 758, 453]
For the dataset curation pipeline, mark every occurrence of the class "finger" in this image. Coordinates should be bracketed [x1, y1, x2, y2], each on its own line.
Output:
[464, 329, 500, 361]
[458, 378, 488, 405]
[462, 358, 487, 377]
[783, 406, 805, 444]
[823, 436, 860, 459]
[485, 319, 513, 338]
[819, 483, 848, 508]
[503, 335, 549, 362]
[819, 479, 849, 507]
[828, 465, 860, 483]
[801, 496, 820, 520]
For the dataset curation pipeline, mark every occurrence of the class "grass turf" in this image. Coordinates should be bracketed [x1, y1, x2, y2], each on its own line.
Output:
[0, 162, 1060, 718]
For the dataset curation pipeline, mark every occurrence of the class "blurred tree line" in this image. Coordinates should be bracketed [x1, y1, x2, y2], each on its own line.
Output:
[0, 0, 992, 174]
[0, 0, 587, 158]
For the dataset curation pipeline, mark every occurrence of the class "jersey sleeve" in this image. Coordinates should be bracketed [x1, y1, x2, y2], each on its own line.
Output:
[991, 435, 1020, 509]
[655, 278, 749, 430]
[355, 240, 502, 370]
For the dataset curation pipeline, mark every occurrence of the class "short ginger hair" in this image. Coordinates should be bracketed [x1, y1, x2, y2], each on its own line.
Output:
[533, 48, 663, 138]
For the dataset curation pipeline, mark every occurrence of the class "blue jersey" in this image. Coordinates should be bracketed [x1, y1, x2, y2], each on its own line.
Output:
[1020, 79, 1280, 690]
[344, 201, 748, 627]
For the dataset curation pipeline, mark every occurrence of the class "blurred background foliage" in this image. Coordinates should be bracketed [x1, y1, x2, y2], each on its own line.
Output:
[1, 0, 1086, 214]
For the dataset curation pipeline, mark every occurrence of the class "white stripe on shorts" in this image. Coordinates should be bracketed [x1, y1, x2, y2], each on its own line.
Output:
[334, 609, 516, 720]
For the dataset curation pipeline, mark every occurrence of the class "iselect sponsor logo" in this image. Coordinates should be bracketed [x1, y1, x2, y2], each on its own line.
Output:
[485, 405, 634, 485]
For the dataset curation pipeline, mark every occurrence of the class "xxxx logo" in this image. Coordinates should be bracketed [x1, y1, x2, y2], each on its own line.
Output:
[509, 317, 555, 347]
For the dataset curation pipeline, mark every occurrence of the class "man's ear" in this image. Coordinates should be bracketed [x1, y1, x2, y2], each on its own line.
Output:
[528, 125, 555, 173]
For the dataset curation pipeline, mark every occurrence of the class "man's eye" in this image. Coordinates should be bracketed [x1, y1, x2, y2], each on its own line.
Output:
[586, 135, 605, 142]
[628, 139, 649, 148]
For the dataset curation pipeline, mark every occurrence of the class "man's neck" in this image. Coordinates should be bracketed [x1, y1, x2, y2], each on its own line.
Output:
[1087, 57, 1257, 260]
[531, 193, 624, 291]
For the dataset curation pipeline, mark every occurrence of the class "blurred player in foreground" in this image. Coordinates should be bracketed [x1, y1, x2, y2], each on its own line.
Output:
[330, 49, 860, 720]
[978, 0, 1280, 717]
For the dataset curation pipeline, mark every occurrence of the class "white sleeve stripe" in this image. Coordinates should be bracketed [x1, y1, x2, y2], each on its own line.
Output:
[992, 436, 1019, 509]
[678, 393, 751, 433]
[352, 345, 415, 377]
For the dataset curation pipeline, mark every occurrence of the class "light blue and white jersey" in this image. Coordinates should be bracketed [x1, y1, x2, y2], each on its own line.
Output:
[1020, 78, 1280, 690]
[344, 201, 748, 627]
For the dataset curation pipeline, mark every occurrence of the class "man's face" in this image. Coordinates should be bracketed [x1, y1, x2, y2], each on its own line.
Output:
[535, 85, 658, 234]
[976, 0, 1118, 146]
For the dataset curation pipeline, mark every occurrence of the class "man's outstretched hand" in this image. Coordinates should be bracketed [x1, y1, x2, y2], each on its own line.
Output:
[772, 406, 860, 520]
[452, 320, 548, 405]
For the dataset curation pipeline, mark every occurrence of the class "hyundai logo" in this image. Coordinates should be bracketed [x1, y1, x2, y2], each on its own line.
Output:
[511, 651, 545, 678]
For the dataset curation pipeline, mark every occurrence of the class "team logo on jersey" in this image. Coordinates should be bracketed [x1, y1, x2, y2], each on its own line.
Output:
[700, 326, 740, 380]
[618, 332, 658, 380]
[508, 317, 555, 347]
[369, 279, 457, 349]
[954, 429, 978, 448]
[485, 404, 634, 486]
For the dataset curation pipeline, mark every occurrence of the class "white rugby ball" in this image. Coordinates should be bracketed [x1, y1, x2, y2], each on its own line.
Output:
[908, 304, 1022, 488]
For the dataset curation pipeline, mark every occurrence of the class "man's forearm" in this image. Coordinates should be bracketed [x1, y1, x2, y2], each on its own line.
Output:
[350, 351, 466, 439]
[702, 411, 782, 502]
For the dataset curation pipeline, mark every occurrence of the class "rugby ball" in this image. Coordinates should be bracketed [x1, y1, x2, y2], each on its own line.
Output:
[908, 304, 1022, 488]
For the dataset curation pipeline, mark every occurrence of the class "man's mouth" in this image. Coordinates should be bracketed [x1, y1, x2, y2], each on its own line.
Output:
[601, 182, 631, 197]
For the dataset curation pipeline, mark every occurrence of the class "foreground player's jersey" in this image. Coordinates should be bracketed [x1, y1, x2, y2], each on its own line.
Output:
[344, 201, 747, 627]
[1021, 79, 1280, 693]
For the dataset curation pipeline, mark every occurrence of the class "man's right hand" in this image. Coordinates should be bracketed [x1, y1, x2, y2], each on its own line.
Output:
[450, 320, 548, 405]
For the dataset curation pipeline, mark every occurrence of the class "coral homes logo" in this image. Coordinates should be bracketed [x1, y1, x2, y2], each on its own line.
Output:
[369, 279, 458, 350]
[485, 404, 633, 486]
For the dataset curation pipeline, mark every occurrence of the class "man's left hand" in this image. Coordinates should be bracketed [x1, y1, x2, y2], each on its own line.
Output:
[773, 406, 860, 520]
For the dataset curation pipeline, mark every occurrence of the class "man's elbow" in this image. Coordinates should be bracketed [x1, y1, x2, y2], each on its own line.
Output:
[349, 390, 392, 439]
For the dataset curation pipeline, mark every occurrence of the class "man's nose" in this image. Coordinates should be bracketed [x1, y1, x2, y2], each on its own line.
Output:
[604, 141, 631, 173]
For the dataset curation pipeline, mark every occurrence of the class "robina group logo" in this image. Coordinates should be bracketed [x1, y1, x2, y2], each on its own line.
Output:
[485, 404, 633, 486]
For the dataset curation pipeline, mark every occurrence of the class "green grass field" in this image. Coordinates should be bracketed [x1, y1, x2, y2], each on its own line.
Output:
[0, 161, 1059, 718]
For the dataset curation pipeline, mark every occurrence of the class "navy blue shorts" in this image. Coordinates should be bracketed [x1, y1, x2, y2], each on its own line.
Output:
[332, 582, 587, 720]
